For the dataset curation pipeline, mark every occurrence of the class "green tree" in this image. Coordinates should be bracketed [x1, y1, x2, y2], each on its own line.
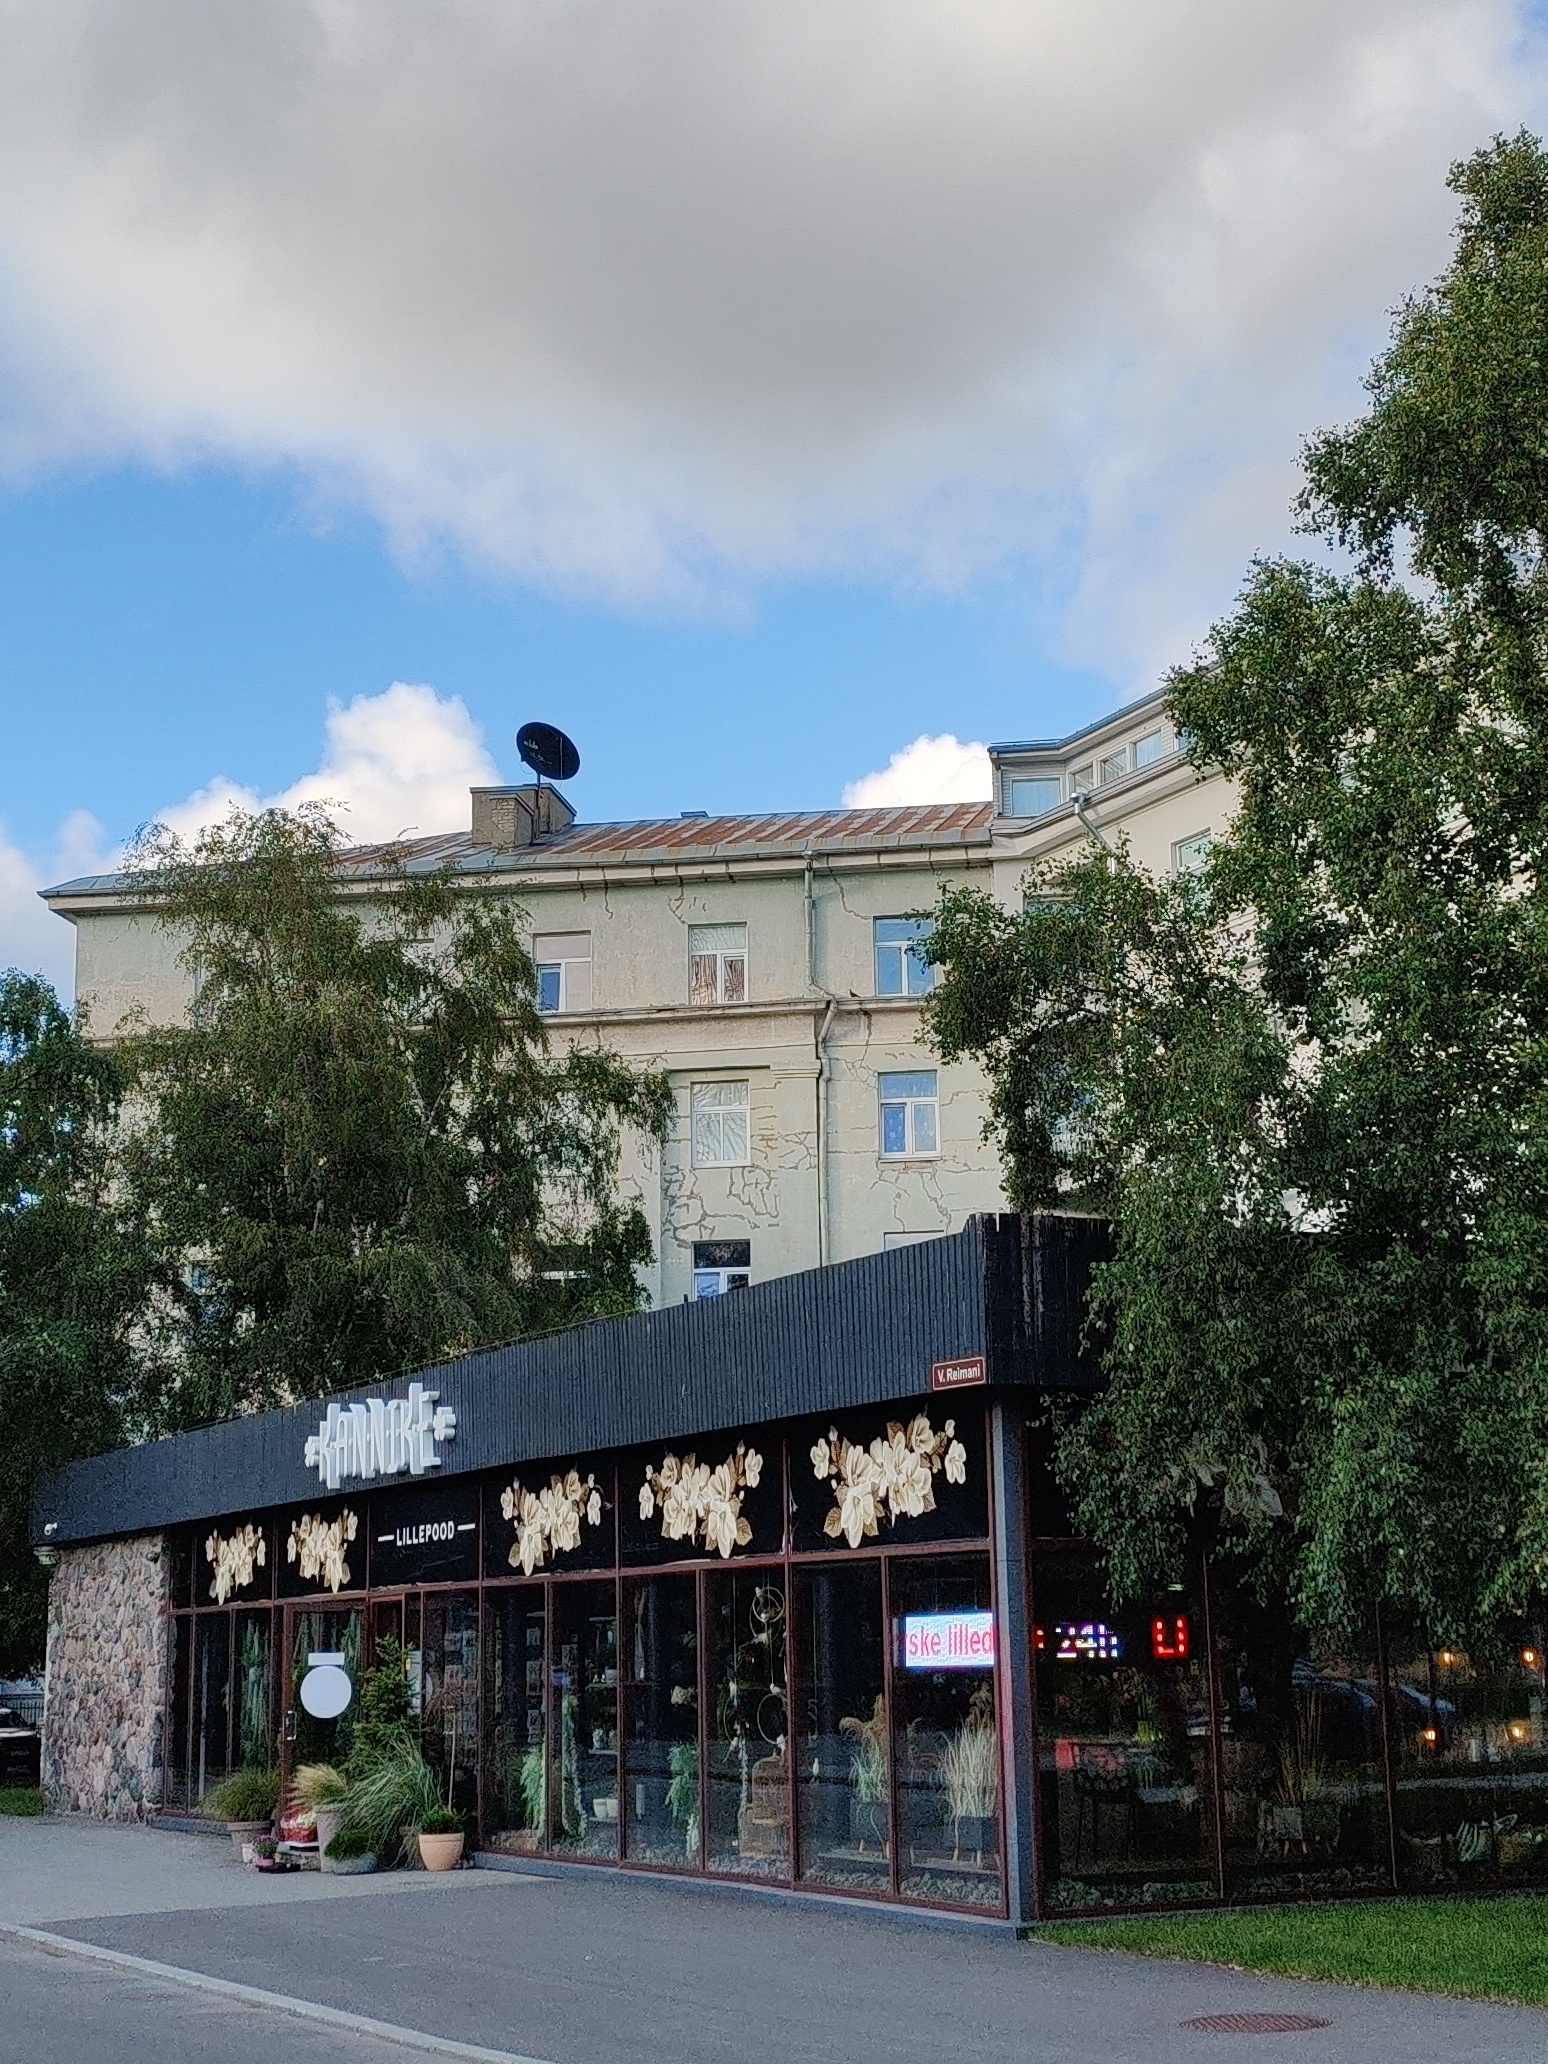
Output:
[0, 973, 144, 1673]
[120, 805, 671, 1427]
[927, 133, 1548, 1639]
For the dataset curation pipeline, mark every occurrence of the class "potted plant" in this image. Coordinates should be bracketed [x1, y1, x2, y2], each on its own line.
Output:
[289, 1762, 349, 1868]
[666, 1740, 699, 1861]
[323, 1824, 378, 1875]
[840, 1695, 888, 1852]
[940, 1712, 998, 1863]
[205, 1767, 280, 1859]
[417, 1804, 465, 1871]
[251, 1835, 282, 1873]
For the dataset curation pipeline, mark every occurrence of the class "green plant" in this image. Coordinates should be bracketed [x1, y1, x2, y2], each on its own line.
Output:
[338, 1737, 443, 1863]
[238, 1622, 272, 1769]
[346, 1637, 416, 1780]
[666, 1739, 700, 1853]
[252, 1835, 278, 1860]
[323, 1824, 375, 1861]
[840, 1695, 886, 1803]
[520, 1740, 545, 1830]
[1276, 1696, 1327, 1809]
[205, 1766, 279, 1823]
[0, 1787, 42, 1816]
[289, 1762, 348, 1813]
[418, 1805, 464, 1836]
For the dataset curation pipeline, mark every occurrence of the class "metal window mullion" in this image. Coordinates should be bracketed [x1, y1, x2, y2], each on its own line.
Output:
[880, 1550, 900, 1898]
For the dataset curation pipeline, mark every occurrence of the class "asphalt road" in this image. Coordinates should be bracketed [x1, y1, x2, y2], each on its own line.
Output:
[3, 1819, 1547, 2064]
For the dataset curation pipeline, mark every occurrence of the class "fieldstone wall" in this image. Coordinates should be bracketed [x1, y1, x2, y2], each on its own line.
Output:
[43, 1532, 168, 1818]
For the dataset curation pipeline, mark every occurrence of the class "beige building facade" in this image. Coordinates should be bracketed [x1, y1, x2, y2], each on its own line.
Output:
[43, 689, 1232, 1307]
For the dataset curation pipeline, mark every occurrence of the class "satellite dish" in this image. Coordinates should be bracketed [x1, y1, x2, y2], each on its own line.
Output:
[517, 721, 580, 784]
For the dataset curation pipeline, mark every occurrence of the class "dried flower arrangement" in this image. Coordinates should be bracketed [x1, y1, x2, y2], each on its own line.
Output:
[639, 1444, 763, 1558]
[286, 1509, 359, 1593]
[810, 1414, 967, 1548]
[205, 1522, 266, 1604]
[499, 1470, 604, 1577]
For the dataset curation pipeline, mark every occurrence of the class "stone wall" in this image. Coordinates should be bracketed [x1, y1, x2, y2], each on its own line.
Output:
[43, 1532, 168, 1818]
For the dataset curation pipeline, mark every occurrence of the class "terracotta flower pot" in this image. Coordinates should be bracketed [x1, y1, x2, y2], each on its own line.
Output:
[417, 1830, 464, 1872]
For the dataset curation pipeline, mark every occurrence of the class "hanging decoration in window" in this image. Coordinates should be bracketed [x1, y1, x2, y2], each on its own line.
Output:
[810, 1414, 967, 1549]
[204, 1521, 266, 1604]
[499, 1469, 605, 1576]
[639, 1444, 763, 1558]
[286, 1509, 359, 1594]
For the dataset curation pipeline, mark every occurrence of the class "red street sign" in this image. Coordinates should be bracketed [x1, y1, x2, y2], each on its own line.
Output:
[929, 1355, 987, 1392]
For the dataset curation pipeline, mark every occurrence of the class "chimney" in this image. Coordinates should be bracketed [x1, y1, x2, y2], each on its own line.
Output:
[470, 784, 576, 851]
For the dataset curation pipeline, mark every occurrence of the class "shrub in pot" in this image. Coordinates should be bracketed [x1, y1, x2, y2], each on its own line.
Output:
[417, 1805, 465, 1873]
[323, 1824, 378, 1876]
[338, 1737, 443, 1868]
[205, 1767, 280, 1858]
[289, 1762, 349, 1869]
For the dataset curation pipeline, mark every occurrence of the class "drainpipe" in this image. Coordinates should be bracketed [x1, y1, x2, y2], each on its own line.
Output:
[1072, 792, 1115, 851]
[805, 853, 838, 1267]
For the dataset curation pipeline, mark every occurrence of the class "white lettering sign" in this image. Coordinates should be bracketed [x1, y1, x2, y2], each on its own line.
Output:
[303, 1381, 458, 1491]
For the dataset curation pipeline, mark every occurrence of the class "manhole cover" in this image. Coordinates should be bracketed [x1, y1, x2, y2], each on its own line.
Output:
[1182, 2013, 1332, 2034]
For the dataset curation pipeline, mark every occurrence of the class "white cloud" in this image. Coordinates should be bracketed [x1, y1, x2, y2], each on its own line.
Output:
[0, 5, 1541, 666]
[0, 810, 115, 999]
[843, 735, 992, 808]
[155, 682, 500, 846]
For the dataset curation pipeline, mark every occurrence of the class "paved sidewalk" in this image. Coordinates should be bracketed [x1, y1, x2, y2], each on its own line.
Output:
[4, 1817, 1547, 2063]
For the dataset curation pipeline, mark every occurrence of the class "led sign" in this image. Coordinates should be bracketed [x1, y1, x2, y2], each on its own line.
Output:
[903, 1610, 996, 1670]
[303, 1380, 457, 1491]
[1054, 1621, 1122, 1662]
[1151, 1615, 1191, 1660]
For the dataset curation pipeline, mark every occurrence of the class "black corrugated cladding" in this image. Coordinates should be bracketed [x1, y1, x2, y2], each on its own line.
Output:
[32, 1213, 1110, 1548]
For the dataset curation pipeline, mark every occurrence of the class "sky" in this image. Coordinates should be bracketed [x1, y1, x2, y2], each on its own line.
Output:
[4, 0, 1548, 992]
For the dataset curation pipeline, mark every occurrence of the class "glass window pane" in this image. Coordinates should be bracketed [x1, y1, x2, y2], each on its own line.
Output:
[693, 1080, 746, 1110]
[875, 944, 903, 996]
[1097, 749, 1127, 785]
[912, 1100, 938, 1153]
[1070, 763, 1094, 793]
[689, 954, 719, 1004]
[875, 919, 925, 944]
[623, 1575, 701, 1866]
[550, 1580, 618, 1856]
[192, 1614, 232, 1807]
[720, 1110, 748, 1164]
[421, 1590, 479, 1820]
[722, 955, 746, 1004]
[878, 1070, 936, 1099]
[693, 1272, 723, 1299]
[691, 1112, 721, 1166]
[167, 1615, 192, 1809]
[485, 1586, 547, 1854]
[287, 1609, 363, 1787]
[1009, 777, 1062, 816]
[706, 1570, 789, 1878]
[688, 924, 748, 955]
[904, 946, 935, 996]
[881, 1102, 907, 1156]
[891, 1555, 1002, 1909]
[1133, 731, 1164, 768]
[537, 966, 561, 1013]
[233, 1609, 275, 1774]
[795, 1562, 889, 1895]
[1031, 1548, 1217, 1912]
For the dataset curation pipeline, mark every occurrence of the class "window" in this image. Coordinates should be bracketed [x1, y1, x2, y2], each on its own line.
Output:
[688, 924, 747, 1005]
[533, 933, 592, 1014]
[1096, 747, 1127, 786]
[878, 1070, 938, 1157]
[1069, 762, 1094, 795]
[1132, 729, 1165, 769]
[692, 1239, 751, 1298]
[882, 1230, 944, 1251]
[691, 1080, 749, 1166]
[1007, 775, 1061, 818]
[874, 918, 936, 997]
[1173, 831, 1213, 874]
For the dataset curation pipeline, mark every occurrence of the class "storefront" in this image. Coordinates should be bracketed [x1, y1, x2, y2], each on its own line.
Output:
[32, 1214, 1548, 1922]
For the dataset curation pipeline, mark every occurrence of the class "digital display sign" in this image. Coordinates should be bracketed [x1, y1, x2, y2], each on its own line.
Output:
[903, 1610, 996, 1670]
[1054, 1621, 1122, 1662]
[1151, 1614, 1190, 1660]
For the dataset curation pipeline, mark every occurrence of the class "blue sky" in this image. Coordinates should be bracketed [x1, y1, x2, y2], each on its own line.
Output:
[3, 2, 1546, 991]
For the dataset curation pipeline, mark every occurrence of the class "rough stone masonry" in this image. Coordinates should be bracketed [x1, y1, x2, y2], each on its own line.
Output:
[43, 1533, 168, 1817]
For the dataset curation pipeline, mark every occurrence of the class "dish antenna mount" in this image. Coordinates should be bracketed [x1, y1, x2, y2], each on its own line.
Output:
[516, 720, 581, 786]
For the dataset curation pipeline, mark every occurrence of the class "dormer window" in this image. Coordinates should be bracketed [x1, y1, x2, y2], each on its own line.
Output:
[1096, 747, 1127, 786]
[1007, 775, 1062, 818]
[1133, 729, 1165, 769]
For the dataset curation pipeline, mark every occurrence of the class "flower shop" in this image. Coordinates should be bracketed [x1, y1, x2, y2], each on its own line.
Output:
[32, 1215, 1548, 1922]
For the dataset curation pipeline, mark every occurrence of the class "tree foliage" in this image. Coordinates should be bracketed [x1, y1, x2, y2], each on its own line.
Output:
[119, 805, 672, 1427]
[927, 133, 1548, 1638]
[0, 974, 145, 1673]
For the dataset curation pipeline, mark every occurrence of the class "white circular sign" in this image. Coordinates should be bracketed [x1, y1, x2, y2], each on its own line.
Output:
[298, 1664, 352, 1720]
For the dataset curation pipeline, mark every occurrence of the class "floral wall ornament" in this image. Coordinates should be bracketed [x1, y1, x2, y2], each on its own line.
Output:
[811, 1413, 968, 1549]
[286, 1509, 359, 1593]
[500, 1469, 605, 1576]
[204, 1522, 266, 1605]
[639, 1444, 763, 1558]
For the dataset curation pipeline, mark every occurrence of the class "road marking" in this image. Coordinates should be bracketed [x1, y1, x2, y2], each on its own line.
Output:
[1, 1924, 560, 2064]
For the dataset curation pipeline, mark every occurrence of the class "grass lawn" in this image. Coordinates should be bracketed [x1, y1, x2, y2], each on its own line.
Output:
[1038, 1898, 1548, 2006]
[0, 1788, 42, 1816]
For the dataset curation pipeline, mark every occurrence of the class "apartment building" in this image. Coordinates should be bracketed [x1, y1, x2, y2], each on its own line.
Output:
[41, 689, 1231, 1307]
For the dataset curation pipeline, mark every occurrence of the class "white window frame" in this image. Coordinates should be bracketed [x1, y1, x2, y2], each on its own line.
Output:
[533, 933, 592, 1015]
[873, 917, 937, 998]
[1173, 831, 1213, 875]
[688, 924, 748, 1006]
[691, 1238, 751, 1299]
[1007, 774, 1063, 818]
[690, 1080, 750, 1167]
[1132, 729, 1165, 769]
[877, 1070, 940, 1159]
